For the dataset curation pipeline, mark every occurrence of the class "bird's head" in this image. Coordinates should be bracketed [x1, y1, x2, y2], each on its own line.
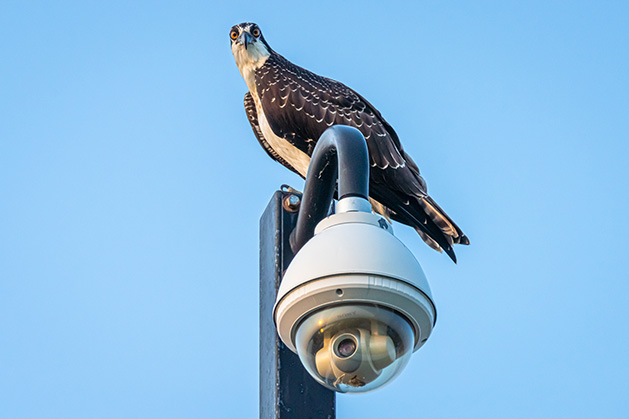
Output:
[230, 22, 271, 72]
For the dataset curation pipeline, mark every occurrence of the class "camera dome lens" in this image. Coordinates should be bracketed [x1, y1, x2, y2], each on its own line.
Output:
[295, 304, 415, 393]
[336, 338, 356, 358]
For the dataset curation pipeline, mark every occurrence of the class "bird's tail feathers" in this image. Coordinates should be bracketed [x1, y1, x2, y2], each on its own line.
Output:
[388, 196, 459, 263]
[369, 190, 467, 263]
[418, 196, 470, 246]
[415, 228, 443, 253]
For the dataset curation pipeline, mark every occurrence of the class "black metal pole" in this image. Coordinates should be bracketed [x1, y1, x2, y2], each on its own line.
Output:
[260, 189, 336, 419]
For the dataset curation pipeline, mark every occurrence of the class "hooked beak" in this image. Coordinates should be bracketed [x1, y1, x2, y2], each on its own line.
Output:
[237, 32, 255, 49]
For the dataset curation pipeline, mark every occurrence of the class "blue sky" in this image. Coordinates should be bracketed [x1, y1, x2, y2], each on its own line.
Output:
[1, 1, 628, 417]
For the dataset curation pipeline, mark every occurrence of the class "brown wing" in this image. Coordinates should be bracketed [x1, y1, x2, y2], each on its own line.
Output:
[256, 54, 468, 260]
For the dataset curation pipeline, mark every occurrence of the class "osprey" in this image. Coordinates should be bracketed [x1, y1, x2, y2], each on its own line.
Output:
[230, 22, 469, 262]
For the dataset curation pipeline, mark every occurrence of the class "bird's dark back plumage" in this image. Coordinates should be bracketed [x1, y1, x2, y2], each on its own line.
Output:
[257, 53, 408, 169]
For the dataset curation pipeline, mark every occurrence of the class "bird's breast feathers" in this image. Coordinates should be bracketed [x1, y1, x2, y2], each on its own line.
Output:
[252, 91, 311, 177]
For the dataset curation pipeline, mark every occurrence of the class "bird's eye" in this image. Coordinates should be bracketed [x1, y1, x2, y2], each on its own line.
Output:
[230, 30, 239, 40]
[252, 28, 260, 37]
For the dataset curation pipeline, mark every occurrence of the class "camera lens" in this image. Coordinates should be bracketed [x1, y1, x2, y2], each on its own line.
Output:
[337, 338, 357, 358]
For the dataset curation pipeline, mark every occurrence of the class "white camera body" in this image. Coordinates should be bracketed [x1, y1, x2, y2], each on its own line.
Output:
[273, 197, 437, 393]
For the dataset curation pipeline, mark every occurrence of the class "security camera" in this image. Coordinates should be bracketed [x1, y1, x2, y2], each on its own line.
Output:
[274, 196, 436, 394]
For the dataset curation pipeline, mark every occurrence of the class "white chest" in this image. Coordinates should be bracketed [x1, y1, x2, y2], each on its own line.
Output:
[252, 94, 311, 178]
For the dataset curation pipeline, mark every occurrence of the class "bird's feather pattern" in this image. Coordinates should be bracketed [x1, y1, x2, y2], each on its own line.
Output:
[253, 53, 468, 260]
[256, 54, 405, 169]
[257, 55, 410, 183]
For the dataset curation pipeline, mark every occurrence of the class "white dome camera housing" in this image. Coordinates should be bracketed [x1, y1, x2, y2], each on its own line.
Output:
[273, 197, 436, 394]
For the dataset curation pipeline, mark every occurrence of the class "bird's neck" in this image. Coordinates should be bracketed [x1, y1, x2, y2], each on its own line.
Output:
[233, 45, 271, 94]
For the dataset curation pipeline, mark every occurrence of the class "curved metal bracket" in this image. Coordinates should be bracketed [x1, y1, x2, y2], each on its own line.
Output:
[290, 125, 370, 253]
